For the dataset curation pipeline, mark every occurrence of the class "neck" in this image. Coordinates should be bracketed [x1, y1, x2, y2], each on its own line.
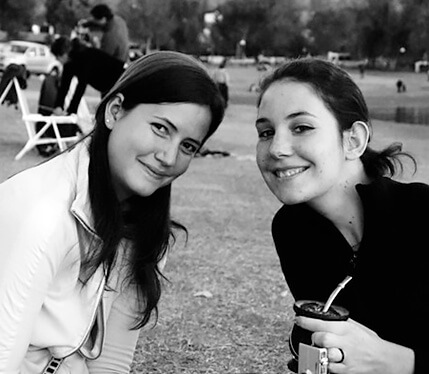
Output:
[309, 163, 370, 248]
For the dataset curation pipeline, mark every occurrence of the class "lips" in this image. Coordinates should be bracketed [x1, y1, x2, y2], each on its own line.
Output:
[139, 161, 169, 179]
[274, 167, 307, 178]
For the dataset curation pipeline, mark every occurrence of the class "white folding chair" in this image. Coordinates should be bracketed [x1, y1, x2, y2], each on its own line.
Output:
[0, 77, 80, 160]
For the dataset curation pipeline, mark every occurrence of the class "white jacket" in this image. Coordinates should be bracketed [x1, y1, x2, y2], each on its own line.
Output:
[0, 142, 142, 373]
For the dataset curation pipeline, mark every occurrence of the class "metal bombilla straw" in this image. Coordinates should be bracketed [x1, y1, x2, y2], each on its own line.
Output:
[322, 275, 353, 313]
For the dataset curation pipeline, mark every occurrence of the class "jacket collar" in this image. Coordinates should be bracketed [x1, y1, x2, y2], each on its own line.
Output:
[355, 176, 398, 215]
[281, 177, 397, 222]
[69, 139, 99, 238]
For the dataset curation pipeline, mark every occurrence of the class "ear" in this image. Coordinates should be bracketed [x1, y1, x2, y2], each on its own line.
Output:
[343, 121, 370, 160]
[104, 93, 124, 130]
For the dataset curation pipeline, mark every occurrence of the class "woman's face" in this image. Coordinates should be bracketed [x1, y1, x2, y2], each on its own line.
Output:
[107, 101, 211, 201]
[256, 80, 348, 207]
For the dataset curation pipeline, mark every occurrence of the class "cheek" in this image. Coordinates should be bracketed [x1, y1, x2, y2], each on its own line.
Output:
[256, 143, 268, 165]
[173, 156, 193, 177]
[315, 146, 345, 176]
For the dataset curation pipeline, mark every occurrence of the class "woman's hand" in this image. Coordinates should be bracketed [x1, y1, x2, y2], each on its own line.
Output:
[295, 316, 415, 374]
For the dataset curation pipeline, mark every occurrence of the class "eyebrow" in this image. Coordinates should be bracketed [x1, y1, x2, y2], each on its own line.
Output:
[153, 115, 203, 146]
[154, 115, 177, 131]
[255, 111, 316, 126]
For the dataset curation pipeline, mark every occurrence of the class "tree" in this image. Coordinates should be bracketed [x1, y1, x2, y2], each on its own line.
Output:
[267, 0, 309, 57]
[354, 0, 408, 59]
[212, 0, 274, 57]
[45, 0, 95, 35]
[117, 0, 175, 51]
[169, 0, 206, 54]
[0, 0, 39, 37]
[307, 7, 359, 56]
[402, 0, 429, 60]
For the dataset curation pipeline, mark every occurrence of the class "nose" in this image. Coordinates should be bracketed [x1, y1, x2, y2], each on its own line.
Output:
[155, 143, 179, 166]
[269, 131, 294, 159]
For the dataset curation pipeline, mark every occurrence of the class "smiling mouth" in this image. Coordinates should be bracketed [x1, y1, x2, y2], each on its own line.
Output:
[274, 167, 307, 178]
[140, 162, 169, 179]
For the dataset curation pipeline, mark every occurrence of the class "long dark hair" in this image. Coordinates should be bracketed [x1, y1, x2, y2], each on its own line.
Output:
[86, 51, 225, 329]
[257, 58, 416, 178]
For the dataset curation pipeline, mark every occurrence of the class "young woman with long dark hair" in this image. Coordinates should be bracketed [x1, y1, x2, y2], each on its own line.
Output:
[0, 51, 225, 373]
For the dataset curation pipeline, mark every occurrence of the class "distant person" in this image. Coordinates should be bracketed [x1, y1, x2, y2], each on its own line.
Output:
[255, 58, 427, 374]
[213, 57, 230, 107]
[0, 51, 225, 373]
[358, 58, 368, 79]
[396, 79, 407, 93]
[51, 36, 125, 115]
[87, 3, 129, 64]
[358, 63, 365, 78]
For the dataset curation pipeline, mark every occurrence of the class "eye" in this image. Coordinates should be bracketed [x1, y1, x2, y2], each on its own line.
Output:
[257, 128, 274, 139]
[151, 122, 169, 136]
[181, 141, 198, 155]
[293, 123, 314, 134]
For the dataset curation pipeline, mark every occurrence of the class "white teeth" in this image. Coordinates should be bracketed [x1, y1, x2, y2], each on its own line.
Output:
[275, 167, 305, 178]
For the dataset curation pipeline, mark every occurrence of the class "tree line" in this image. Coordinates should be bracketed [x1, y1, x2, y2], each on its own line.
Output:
[1, 0, 429, 68]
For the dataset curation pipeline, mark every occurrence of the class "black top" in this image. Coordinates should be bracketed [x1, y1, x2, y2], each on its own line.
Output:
[272, 177, 429, 373]
[55, 47, 124, 114]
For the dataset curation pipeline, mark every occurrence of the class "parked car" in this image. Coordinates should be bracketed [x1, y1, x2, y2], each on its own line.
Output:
[0, 40, 62, 76]
[327, 51, 367, 69]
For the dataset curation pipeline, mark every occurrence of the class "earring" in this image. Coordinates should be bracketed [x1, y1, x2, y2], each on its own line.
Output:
[106, 118, 110, 123]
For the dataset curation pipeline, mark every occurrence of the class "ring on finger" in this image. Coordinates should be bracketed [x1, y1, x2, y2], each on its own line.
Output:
[328, 347, 346, 363]
[338, 348, 345, 363]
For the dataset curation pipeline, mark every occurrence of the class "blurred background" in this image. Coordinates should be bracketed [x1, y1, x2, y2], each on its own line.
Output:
[1, 0, 429, 72]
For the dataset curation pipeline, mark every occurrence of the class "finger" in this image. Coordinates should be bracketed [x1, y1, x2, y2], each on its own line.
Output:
[296, 316, 348, 334]
[328, 347, 345, 363]
[328, 362, 347, 374]
[311, 331, 342, 348]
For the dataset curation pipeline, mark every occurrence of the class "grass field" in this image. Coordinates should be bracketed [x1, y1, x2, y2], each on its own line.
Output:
[1, 64, 429, 373]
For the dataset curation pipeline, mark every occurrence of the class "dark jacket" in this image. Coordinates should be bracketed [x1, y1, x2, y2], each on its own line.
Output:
[55, 47, 124, 114]
[272, 177, 429, 374]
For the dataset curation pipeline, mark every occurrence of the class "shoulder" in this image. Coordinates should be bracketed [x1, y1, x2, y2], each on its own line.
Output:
[271, 204, 309, 249]
[358, 178, 429, 237]
[359, 177, 429, 208]
[396, 179, 429, 196]
[114, 15, 128, 30]
[391, 179, 429, 215]
[272, 204, 287, 231]
[272, 203, 307, 233]
[0, 154, 79, 244]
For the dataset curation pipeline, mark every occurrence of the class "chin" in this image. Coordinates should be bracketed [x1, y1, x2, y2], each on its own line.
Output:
[131, 184, 159, 198]
[277, 196, 304, 206]
[270, 188, 307, 206]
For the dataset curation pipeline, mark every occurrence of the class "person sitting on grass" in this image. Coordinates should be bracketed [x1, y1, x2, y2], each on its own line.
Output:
[255, 57, 428, 374]
[0, 51, 225, 373]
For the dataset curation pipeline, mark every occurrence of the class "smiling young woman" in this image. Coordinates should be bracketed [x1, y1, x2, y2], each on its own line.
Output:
[0, 51, 225, 373]
[255, 58, 428, 374]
